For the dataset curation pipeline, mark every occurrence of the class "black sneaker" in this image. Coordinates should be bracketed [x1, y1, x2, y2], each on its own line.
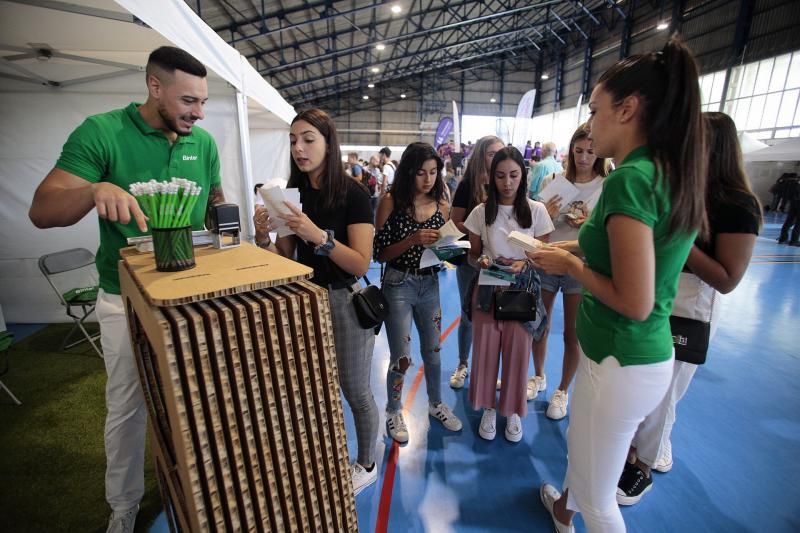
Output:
[616, 462, 652, 506]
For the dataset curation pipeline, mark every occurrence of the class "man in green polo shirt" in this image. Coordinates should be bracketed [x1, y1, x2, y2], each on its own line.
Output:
[29, 46, 225, 533]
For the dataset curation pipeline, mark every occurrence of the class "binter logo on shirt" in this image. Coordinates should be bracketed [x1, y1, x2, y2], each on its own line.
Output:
[182, 155, 198, 161]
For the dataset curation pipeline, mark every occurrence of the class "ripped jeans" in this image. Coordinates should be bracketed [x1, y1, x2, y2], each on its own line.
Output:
[382, 266, 443, 413]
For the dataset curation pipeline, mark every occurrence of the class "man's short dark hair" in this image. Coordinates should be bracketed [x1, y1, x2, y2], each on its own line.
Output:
[379, 147, 391, 157]
[253, 183, 264, 195]
[147, 46, 207, 78]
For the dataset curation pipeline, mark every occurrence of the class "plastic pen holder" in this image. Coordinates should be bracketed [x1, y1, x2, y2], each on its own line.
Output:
[151, 226, 195, 272]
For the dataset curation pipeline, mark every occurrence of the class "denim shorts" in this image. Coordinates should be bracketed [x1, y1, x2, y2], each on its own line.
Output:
[539, 270, 583, 295]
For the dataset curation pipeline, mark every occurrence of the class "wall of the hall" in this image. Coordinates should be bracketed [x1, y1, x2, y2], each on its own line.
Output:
[327, 0, 800, 148]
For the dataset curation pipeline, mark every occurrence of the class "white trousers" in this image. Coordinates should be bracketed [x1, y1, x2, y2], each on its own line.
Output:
[564, 349, 673, 533]
[96, 289, 146, 512]
[631, 297, 721, 466]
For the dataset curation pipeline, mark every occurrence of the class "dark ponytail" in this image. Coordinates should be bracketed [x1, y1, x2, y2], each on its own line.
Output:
[598, 35, 706, 236]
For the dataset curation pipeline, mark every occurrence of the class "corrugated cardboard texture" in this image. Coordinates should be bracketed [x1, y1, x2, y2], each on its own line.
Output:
[120, 250, 357, 533]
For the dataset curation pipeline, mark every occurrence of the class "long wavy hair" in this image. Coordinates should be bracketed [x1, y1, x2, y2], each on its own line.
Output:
[463, 135, 503, 214]
[598, 35, 706, 236]
[564, 122, 610, 182]
[287, 108, 362, 210]
[391, 142, 444, 218]
[485, 147, 532, 228]
[705, 112, 762, 229]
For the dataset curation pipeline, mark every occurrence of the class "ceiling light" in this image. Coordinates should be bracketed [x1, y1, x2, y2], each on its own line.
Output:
[541, 74, 549, 80]
[656, 21, 669, 30]
[371, 67, 380, 73]
[391, 5, 402, 14]
[363, 95, 369, 100]
[368, 83, 375, 88]
[400, 94, 406, 99]
[490, 97, 497, 103]
[375, 44, 386, 51]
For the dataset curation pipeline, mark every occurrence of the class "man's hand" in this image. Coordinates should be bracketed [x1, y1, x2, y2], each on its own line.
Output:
[92, 182, 148, 232]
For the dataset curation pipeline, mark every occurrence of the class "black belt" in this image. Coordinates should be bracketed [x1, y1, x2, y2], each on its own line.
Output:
[389, 265, 441, 277]
[329, 276, 358, 290]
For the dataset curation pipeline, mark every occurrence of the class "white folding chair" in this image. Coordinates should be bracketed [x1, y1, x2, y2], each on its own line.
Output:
[38, 248, 103, 358]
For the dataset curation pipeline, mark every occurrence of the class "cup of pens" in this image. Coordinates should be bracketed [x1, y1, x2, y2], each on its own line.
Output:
[130, 178, 203, 272]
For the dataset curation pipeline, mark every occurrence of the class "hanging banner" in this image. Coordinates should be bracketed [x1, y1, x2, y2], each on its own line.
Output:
[452, 100, 461, 147]
[434, 116, 454, 149]
[575, 93, 584, 127]
[511, 89, 537, 149]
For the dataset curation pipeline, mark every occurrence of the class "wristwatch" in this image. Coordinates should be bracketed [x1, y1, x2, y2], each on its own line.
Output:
[314, 229, 335, 256]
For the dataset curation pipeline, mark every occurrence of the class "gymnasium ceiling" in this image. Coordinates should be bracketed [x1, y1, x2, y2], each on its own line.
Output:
[187, 0, 638, 110]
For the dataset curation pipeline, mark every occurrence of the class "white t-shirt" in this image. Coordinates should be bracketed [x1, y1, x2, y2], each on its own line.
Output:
[382, 161, 395, 186]
[540, 173, 605, 242]
[464, 199, 554, 260]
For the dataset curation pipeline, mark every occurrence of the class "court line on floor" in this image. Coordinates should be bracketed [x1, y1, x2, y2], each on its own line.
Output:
[375, 315, 461, 533]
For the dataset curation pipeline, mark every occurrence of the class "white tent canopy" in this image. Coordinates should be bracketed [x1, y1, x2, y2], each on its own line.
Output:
[0, 0, 294, 323]
[745, 137, 800, 162]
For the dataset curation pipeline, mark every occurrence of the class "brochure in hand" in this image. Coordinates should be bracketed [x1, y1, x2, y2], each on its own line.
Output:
[258, 186, 301, 237]
[507, 231, 548, 253]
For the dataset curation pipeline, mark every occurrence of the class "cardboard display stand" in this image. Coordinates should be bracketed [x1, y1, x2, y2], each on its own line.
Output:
[119, 243, 358, 532]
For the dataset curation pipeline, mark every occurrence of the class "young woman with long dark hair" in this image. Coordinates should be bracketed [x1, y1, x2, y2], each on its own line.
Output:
[529, 123, 610, 419]
[464, 147, 553, 443]
[615, 111, 762, 505]
[254, 108, 380, 496]
[532, 36, 707, 532]
[448, 135, 505, 389]
[374, 142, 463, 443]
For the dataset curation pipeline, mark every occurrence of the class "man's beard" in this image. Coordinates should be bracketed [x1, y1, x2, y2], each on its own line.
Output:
[158, 104, 193, 137]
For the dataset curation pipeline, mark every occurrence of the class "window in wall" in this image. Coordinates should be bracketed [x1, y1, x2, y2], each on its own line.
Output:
[724, 50, 800, 138]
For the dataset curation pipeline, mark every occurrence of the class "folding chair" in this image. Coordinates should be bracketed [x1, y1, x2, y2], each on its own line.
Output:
[0, 331, 21, 405]
[38, 248, 103, 358]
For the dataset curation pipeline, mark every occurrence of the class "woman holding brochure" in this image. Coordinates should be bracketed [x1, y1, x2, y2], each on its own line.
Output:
[464, 147, 553, 442]
[374, 142, 463, 444]
[532, 36, 706, 532]
[254, 108, 380, 497]
[528, 123, 610, 419]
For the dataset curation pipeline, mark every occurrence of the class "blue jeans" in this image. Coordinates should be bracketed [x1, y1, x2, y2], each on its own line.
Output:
[456, 262, 477, 366]
[382, 267, 443, 412]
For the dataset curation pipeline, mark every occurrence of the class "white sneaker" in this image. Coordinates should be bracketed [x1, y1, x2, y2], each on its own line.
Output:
[449, 365, 469, 389]
[527, 374, 547, 400]
[479, 408, 497, 440]
[539, 484, 575, 533]
[107, 505, 138, 533]
[546, 389, 569, 420]
[350, 462, 377, 496]
[429, 402, 463, 431]
[654, 439, 673, 473]
[505, 413, 523, 442]
[386, 410, 409, 443]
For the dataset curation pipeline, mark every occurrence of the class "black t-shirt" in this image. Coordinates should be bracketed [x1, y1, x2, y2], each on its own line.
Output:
[452, 179, 471, 210]
[297, 179, 373, 287]
[696, 190, 760, 257]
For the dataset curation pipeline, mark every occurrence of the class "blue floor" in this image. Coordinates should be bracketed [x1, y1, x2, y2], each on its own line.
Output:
[16, 213, 792, 532]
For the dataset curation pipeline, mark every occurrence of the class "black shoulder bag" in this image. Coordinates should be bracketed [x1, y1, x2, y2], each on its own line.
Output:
[347, 274, 389, 334]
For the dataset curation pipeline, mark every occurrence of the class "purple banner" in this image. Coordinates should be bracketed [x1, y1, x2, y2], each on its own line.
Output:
[434, 117, 454, 148]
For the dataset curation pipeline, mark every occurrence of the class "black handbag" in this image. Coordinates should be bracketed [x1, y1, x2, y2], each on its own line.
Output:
[494, 289, 536, 322]
[670, 315, 710, 365]
[670, 272, 715, 365]
[347, 276, 389, 334]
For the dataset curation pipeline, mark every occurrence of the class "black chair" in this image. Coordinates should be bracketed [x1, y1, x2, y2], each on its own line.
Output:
[0, 331, 21, 405]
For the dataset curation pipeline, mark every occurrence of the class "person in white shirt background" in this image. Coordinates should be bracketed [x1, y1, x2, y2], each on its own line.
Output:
[528, 123, 610, 419]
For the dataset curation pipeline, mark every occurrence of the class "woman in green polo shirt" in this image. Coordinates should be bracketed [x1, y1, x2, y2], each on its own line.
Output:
[531, 36, 707, 533]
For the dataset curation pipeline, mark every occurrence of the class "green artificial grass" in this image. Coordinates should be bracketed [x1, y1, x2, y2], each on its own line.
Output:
[0, 324, 162, 532]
